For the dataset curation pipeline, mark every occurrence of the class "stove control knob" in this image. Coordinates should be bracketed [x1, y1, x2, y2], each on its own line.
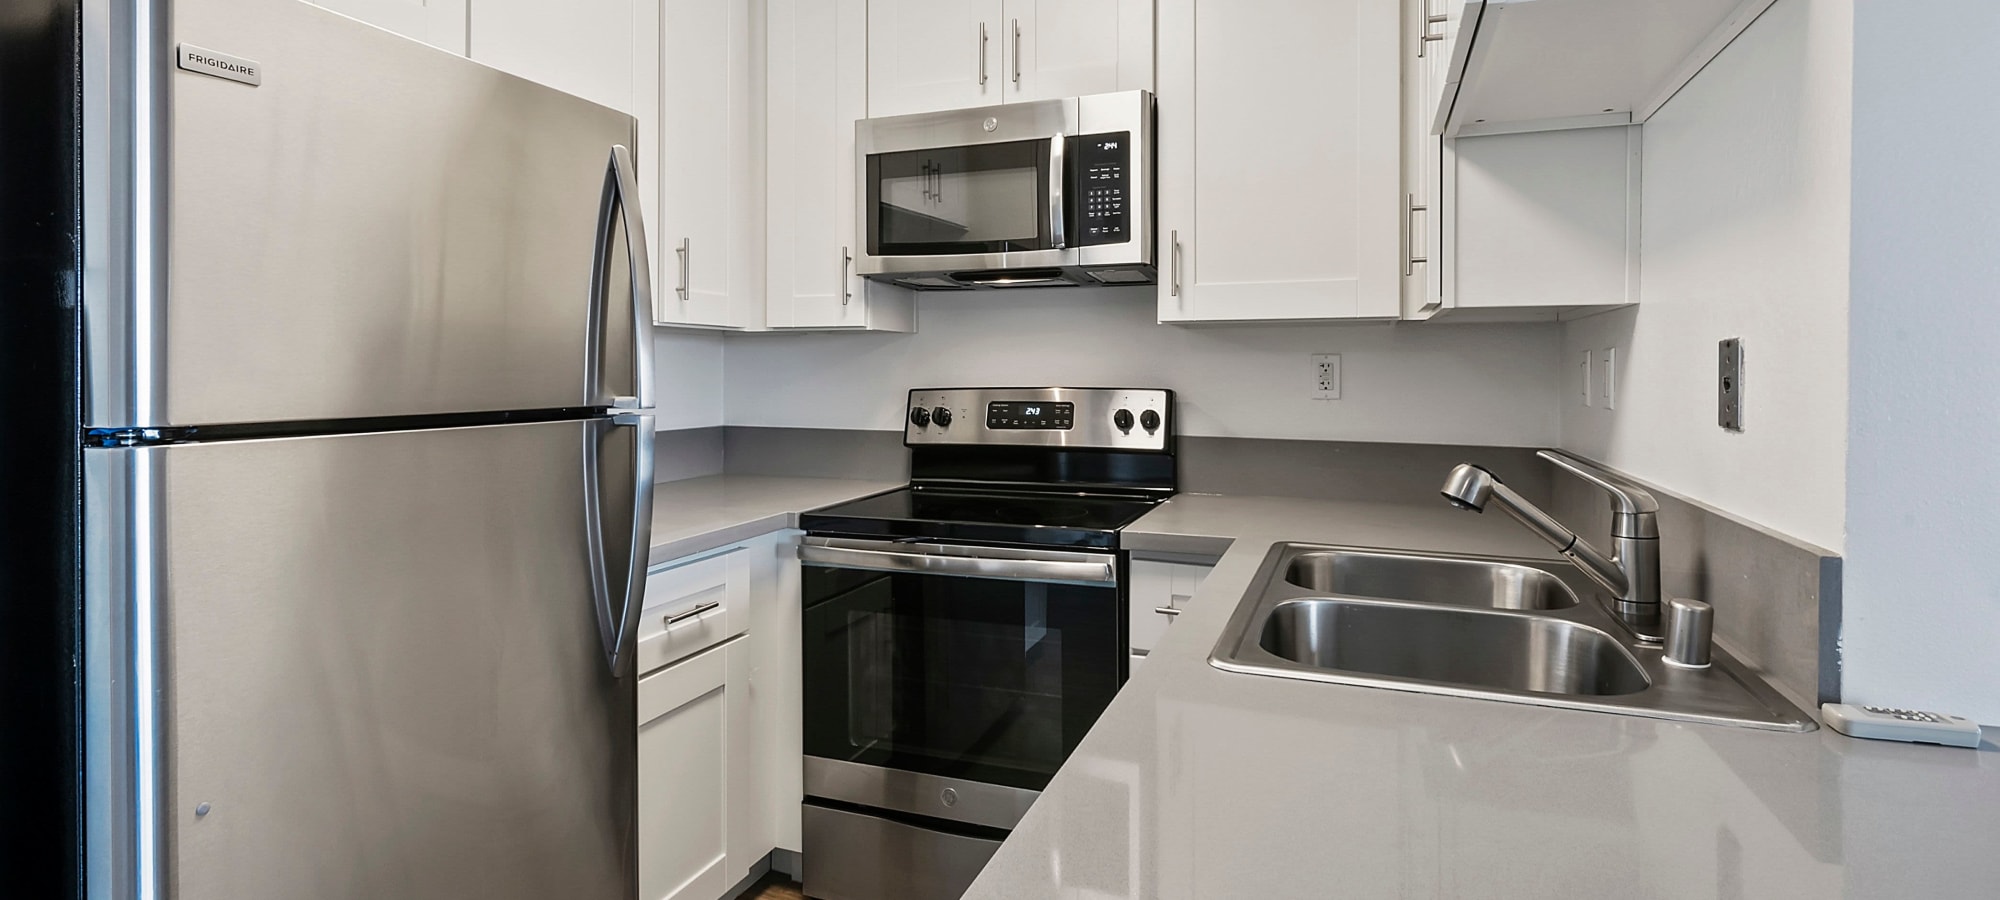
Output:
[910, 406, 932, 427]
[932, 407, 953, 427]
[1140, 409, 1161, 432]
[1113, 409, 1135, 432]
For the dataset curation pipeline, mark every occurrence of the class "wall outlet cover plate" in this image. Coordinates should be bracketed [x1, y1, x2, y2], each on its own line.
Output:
[1719, 338, 1743, 431]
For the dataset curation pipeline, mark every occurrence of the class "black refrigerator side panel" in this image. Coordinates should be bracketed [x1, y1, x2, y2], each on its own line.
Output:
[0, 1, 84, 898]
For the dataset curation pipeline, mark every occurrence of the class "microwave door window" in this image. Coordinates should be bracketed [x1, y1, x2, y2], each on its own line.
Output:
[871, 139, 1053, 256]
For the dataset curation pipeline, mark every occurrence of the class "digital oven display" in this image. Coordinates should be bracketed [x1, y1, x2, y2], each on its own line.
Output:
[986, 401, 1075, 430]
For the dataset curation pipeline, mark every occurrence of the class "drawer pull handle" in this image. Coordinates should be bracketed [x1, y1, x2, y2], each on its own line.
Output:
[664, 600, 721, 627]
[1153, 606, 1182, 617]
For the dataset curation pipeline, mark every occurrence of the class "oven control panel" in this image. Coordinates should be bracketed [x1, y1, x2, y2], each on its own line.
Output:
[906, 387, 1171, 451]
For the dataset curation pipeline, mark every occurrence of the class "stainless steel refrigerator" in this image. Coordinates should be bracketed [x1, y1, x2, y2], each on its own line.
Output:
[60, 1, 658, 897]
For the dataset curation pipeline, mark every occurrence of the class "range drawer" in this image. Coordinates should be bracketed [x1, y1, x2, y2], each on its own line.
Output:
[636, 546, 750, 675]
[802, 803, 1001, 900]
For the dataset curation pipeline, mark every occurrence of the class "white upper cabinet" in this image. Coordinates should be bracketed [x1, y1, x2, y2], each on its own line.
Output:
[765, 0, 915, 331]
[868, 0, 1153, 118]
[306, 0, 468, 54]
[1400, 1, 1638, 321]
[1005, 0, 1154, 104]
[1157, 0, 1401, 323]
[1401, 0, 1450, 318]
[467, 0, 757, 329]
[1435, 0, 1776, 138]
[868, 0, 1000, 117]
[1436, 126, 1640, 318]
[643, 0, 762, 329]
[468, 0, 637, 112]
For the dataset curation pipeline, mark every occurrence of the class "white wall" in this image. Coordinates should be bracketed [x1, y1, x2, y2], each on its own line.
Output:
[652, 330, 726, 429]
[1560, 0, 1851, 553]
[1843, 0, 2000, 725]
[722, 287, 1562, 445]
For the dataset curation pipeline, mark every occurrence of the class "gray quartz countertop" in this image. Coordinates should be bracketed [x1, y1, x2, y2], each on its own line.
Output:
[646, 475, 900, 565]
[967, 492, 2000, 899]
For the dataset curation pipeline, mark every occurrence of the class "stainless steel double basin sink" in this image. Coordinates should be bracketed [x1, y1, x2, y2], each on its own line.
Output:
[1210, 544, 1815, 731]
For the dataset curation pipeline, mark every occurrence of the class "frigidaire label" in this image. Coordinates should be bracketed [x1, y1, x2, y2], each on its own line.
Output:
[177, 44, 261, 86]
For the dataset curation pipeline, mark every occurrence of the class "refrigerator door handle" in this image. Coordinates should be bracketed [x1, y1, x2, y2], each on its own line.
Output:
[588, 145, 657, 411]
[587, 413, 657, 675]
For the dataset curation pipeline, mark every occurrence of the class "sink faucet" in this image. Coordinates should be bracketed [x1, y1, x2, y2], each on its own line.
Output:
[1441, 450, 1664, 641]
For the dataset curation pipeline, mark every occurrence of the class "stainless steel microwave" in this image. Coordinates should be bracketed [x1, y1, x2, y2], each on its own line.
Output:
[855, 90, 1154, 290]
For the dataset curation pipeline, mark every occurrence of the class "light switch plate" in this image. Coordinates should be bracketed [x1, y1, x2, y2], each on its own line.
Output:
[1601, 348, 1617, 411]
[1719, 338, 1743, 431]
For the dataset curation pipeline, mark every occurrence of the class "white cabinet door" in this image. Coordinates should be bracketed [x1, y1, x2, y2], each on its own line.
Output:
[306, 0, 467, 53]
[1401, 0, 1446, 319]
[1128, 560, 1211, 655]
[1157, 0, 1401, 323]
[752, 533, 806, 853]
[636, 531, 794, 892]
[647, 0, 758, 329]
[766, 0, 916, 331]
[638, 642, 732, 900]
[468, 0, 636, 112]
[1004, 0, 1152, 104]
[868, 0, 1002, 117]
[1444, 125, 1641, 314]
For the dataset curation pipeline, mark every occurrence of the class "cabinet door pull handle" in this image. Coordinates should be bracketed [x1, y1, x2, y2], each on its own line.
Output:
[1169, 230, 1182, 298]
[840, 246, 852, 306]
[664, 600, 720, 627]
[1404, 195, 1429, 277]
[675, 237, 690, 302]
[1418, 0, 1446, 56]
[1012, 18, 1022, 85]
[978, 22, 989, 86]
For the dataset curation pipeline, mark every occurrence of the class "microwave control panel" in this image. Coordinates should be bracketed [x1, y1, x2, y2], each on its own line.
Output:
[1073, 132, 1131, 247]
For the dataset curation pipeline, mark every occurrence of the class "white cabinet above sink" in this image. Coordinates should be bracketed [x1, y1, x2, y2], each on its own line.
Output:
[1436, 0, 1782, 138]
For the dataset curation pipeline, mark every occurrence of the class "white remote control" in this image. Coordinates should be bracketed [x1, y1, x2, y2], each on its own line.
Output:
[1821, 703, 1983, 748]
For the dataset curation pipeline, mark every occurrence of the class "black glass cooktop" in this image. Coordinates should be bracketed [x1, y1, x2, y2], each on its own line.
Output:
[801, 487, 1164, 549]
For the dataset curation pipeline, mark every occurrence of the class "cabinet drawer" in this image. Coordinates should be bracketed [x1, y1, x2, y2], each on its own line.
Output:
[638, 546, 751, 674]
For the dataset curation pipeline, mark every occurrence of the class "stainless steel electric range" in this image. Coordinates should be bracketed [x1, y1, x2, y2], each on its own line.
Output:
[797, 387, 1176, 900]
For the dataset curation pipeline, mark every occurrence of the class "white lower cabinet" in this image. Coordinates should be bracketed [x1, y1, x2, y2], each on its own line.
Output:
[1129, 559, 1214, 661]
[639, 642, 736, 900]
[637, 531, 801, 900]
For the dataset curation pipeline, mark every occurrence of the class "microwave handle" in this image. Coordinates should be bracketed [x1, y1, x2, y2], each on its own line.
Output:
[1049, 133, 1067, 250]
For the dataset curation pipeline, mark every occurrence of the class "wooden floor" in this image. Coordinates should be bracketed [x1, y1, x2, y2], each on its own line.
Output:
[732, 871, 806, 900]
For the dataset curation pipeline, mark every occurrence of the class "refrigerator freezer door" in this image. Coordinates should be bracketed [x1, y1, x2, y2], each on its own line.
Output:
[86, 0, 651, 429]
[85, 417, 652, 899]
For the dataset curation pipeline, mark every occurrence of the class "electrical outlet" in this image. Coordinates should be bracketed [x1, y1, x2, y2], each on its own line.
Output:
[1311, 353, 1341, 400]
[1579, 350, 1594, 407]
[1600, 348, 1617, 410]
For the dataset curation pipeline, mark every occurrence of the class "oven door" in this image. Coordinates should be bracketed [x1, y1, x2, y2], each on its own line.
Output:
[798, 537, 1124, 826]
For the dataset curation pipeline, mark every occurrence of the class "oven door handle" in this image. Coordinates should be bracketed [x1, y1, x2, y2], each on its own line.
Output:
[798, 540, 1116, 585]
